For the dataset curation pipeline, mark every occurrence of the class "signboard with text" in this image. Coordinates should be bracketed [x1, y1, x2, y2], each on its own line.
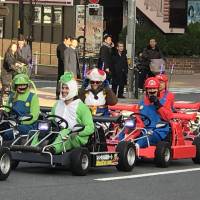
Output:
[4, 0, 73, 6]
[76, 5, 103, 56]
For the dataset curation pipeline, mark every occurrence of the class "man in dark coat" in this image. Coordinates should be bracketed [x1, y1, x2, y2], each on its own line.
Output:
[112, 41, 128, 98]
[139, 38, 164, 89]
[98, 34, 114, 80]
[56, 35, 71, 99]
[64, 38, 80, 79]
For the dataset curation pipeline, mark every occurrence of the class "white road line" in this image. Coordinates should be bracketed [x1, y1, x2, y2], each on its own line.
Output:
[94, 167, 200, 182]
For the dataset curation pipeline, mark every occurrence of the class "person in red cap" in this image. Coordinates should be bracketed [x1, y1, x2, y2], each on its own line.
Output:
[136, 77, 173, 148]
[79, 68, 117, 116]
[155, 74, 175, 111]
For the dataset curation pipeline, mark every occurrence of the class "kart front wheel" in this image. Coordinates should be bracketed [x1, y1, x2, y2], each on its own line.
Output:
[0, 147, 11, 181]
[192, 137, 200, 164]
[116, 141, 136, 172]
[70, 147, 90, 176]
[155, 141, 171, 168]
[11, 160, 19, 170]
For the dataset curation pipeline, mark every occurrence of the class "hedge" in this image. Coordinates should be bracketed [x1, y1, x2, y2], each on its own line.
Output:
[118, 22, 200, 57]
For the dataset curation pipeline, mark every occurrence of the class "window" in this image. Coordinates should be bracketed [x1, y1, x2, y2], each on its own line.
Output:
[0, 17, 3, 38]
[53, 7, 62, 24]
[43, 6, 52, 24]
[34, 6, 41, 23]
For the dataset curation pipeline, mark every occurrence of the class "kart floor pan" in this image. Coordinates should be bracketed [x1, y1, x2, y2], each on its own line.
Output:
[11, 151, 71, 166]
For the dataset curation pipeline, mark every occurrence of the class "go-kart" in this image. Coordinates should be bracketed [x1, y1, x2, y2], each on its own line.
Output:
[107, 104, 200, 167]
[9, 112, 136, 176]
[174, 102, 200, 139]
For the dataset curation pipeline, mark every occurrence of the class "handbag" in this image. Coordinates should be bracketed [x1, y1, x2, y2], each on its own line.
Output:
[150, 58, 165, 73]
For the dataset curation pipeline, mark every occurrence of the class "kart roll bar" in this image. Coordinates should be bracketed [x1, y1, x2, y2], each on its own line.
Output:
[171, 112, 197, 121]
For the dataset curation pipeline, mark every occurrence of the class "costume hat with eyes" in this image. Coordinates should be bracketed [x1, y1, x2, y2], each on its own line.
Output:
[86, 68, 106, 82]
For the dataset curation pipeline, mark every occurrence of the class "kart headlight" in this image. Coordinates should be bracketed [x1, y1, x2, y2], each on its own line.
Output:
[38, 121, 50, 131]
[124, 119, 135, 128]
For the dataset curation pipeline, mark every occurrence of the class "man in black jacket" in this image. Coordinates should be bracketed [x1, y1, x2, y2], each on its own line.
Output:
[56, 35, 71, 99]
[139, 38, 164, 89]
[98, 34, 114, 80]
[112, 41, 128, 98]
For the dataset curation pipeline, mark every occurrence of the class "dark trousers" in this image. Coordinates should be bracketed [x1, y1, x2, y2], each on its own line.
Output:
[112, 81, 125, 97]
[138, 68, 155, 89]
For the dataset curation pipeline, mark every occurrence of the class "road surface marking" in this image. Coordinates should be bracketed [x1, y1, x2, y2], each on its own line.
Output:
[94, 167, 200, 182]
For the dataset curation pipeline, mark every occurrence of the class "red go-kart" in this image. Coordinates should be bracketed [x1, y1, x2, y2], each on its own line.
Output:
[107, 104, 200, 167]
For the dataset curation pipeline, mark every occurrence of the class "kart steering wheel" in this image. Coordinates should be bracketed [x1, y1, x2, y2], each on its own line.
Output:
[130, 113, 151, 127]
[0, 105, 19, 121]
[45, 114, 68, 131]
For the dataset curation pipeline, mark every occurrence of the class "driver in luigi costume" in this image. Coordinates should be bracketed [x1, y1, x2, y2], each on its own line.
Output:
[2, 73, 40, 140]
[31, 72, 94, 154]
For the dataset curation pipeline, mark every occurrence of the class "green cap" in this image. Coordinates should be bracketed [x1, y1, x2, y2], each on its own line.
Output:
[13, 73, 30, 85]
[59, 72, 74, 84]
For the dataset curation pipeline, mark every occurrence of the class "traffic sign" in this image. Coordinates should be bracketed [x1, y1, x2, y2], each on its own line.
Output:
[89, 0, 99, 4]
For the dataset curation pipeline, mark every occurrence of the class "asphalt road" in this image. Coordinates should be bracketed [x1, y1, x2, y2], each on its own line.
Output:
[1, 160, 200, 200]
[0, 79, 199, 200]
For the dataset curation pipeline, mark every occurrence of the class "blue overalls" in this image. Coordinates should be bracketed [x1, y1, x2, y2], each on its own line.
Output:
[136, 93, 170, 148]
[96, 107, 110, 116]
[3, 92, 37, 140]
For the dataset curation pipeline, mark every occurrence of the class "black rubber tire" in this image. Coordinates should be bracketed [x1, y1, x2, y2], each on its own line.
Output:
[0, 147, 11, 181]
[70, 147, 90, 176]
[116, 141, 136, 172]
[192, 137, 200, 164]
[11, 160, 19, 170]
[155, 141, 171, 168]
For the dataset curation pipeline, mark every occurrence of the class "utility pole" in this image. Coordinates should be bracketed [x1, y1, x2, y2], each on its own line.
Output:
[127, 0, 137, 98]
[18, 0, 24, 36]
[28, 0, 34, 51]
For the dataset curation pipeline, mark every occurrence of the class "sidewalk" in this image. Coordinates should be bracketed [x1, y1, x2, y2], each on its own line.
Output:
[32, 65, 200, 88]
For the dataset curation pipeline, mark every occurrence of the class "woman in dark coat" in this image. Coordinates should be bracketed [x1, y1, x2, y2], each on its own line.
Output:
[112, 42, 128, 98]
[1, 42, 27, 101]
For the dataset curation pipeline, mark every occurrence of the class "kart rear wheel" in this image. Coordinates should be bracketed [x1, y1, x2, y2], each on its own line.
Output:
[70, 147, 90, 176]
[116, 141, 136, 172]
[192, 137, 200, 164]
[155, 141, 171, 168]
[0, 147, 11, 181]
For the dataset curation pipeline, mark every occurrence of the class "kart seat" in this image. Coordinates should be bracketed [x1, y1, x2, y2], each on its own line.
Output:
[93, 115, 122, 123]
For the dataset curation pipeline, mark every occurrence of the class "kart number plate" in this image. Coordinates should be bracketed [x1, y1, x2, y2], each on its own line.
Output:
[95, 153, 118, 167]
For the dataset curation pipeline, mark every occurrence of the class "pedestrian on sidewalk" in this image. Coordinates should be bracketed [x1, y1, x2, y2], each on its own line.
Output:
[139, 38, 165, 88]
[1, 42, 28, 104]
[17, 34, 32, 76]
[64, 38, 81, 79]
[98, 34, 114, 81]
[112, 41, 128, 98]
[56, 35, 72, 99]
